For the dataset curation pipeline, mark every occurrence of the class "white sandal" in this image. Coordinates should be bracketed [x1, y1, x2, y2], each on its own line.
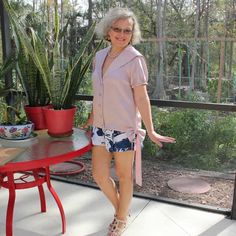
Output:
[109, 211, 131, 230]
[107, 217, 126, 236]
[109, 215, 117, 230]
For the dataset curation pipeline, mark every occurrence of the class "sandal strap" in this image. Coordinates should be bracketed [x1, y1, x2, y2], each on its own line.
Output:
[109, 216, 118, 230]
[108, 217, 127, 236]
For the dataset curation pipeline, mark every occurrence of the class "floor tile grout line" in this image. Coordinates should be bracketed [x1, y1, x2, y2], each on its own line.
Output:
[125, 199, 151, 232]
[158, 206, 193, 236]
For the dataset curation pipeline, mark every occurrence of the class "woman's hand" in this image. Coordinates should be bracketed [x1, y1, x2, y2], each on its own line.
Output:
[79, 113, 93, 130]
[148, 130, 176, 148]
[80, 123, 90, 130]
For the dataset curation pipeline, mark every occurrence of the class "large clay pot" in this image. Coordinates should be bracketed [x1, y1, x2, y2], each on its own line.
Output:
[24, 105, 52, 130]
[43, 106, 76, 137]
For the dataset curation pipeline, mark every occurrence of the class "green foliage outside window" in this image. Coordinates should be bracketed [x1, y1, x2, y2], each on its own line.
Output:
[143, 107, 236, 171]
[207, 78, 234, 103]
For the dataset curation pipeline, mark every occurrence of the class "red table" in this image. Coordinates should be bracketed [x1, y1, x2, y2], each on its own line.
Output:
[0, 128, 92, 236]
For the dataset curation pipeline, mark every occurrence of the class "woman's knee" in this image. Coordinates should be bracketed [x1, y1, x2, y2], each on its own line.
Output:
[115, 168, 133, 182]
[92, 170, 110, 184]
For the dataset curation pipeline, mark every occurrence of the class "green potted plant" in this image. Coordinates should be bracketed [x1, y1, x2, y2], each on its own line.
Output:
[12, 11, 51, 130]
[0, 63, 34, 140]
[0, 96, 34, 140]
[3, 0, 101, 137]
[17, 37, 51, 130]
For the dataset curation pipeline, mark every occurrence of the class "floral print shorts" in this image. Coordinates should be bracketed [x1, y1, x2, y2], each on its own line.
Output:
[91, 126, 135, 152]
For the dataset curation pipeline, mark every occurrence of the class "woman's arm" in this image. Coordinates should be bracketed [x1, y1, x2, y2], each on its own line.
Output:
[133, 85, 176, 147]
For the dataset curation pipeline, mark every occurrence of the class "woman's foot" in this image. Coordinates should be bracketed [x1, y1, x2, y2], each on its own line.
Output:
[107, 217, 127, 236]
[109, 211, 131, 230]
[109, 215, 117, 230]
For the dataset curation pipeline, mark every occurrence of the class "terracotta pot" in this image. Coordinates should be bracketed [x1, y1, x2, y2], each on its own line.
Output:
[24, 105, 52, 130]
[43, 106, 76, 137]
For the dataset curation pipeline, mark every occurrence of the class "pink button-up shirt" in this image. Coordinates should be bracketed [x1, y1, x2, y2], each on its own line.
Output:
[92, 45, 148, 186]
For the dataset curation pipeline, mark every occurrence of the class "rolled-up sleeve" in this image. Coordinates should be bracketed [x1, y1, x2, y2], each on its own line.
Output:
[130, 56, 148, 88]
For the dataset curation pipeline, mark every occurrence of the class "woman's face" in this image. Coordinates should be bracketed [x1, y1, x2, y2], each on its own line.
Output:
[108, 18, 134, 49]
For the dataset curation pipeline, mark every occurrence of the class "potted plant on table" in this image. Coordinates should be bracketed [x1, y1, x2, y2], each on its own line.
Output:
[17, 17, 51, 130]
[17, 36, 51, 130]
[11, 11, 51, 130]
[0, 63, 34, 140]
[0, 95, 34, 140]
[4, 0, 101, 137]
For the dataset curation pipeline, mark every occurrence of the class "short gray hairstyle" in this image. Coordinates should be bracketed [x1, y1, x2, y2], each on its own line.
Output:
[95, 7, 142, 45]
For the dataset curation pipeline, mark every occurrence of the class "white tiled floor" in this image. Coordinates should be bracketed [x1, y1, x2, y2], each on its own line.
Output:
[0, 178, 236, 236]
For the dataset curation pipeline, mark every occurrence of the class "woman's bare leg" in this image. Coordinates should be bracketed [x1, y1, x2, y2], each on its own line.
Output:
[114, 151, 134, 221]
[92, 146, 119, 213]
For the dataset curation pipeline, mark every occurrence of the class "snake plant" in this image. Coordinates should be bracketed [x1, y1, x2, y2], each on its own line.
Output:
[16, 15, 50, 107]
[3, 0, 101, 110]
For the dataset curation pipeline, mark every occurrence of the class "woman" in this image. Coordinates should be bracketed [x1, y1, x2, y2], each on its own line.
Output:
[84, 7, 176, 236]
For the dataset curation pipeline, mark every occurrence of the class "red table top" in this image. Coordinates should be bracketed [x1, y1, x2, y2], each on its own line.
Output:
[0, 128, 92, 173]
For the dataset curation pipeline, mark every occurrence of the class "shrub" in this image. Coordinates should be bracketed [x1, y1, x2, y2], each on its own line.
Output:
[143, 107, 236, 171]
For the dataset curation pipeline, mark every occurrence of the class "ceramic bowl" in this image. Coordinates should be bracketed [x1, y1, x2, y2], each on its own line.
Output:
[0, 122, 34, 140]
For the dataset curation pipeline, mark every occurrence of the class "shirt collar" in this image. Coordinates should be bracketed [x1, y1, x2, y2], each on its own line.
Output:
[97, 45, 142, 78]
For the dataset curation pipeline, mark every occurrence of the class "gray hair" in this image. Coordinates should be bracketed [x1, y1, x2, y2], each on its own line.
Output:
[95, 7, 142, 45]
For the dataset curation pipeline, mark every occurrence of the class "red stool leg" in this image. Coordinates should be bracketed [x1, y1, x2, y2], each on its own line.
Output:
[45, 167, 66, 234]
[6, 172, 16, 236]
[33, 170, 46, 212]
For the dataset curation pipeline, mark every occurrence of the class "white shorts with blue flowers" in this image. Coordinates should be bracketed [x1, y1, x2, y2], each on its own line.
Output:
[91, 126, 135, 152]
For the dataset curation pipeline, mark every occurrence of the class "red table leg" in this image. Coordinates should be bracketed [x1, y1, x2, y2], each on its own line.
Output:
[0, 174, 3, 188]
[45, 167, 66, 234]
[33, 170, 46, 212]
[6, 172, 16, 236]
